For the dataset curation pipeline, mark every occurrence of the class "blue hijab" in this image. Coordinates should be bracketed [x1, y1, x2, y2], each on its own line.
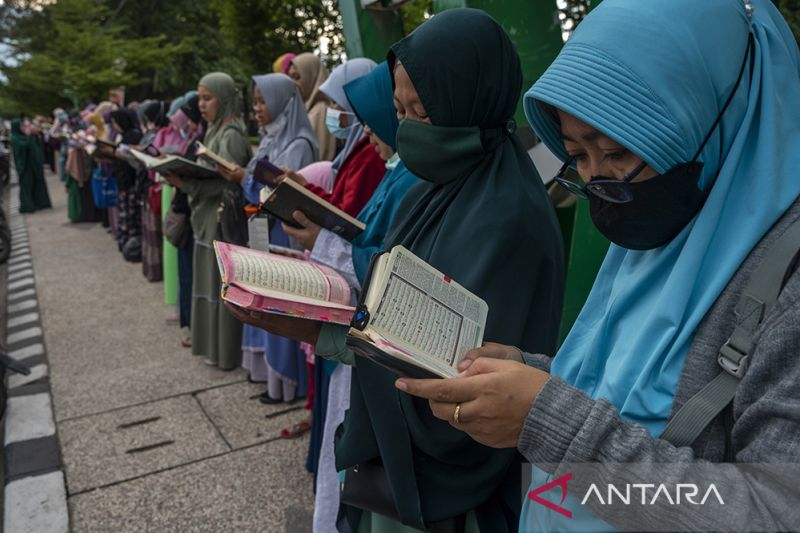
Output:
[526, 0, 800, 436]
[343, 61, 417, 280]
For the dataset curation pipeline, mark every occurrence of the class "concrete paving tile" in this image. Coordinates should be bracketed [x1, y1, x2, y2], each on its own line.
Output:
[7, 311, 39, 329]
[69, 438, 314, 533]
[7, 287, 36, 301]
[5, 471, 69, 533]
[8, 363, 48, 388]
[196, 381, 310, 449]
[8, 268, 34, 281]
[7, 276, 33, 290]
[9, 343, 45, 361]
[7, 298, 37, 314]
[59, 395, 229, 494]
[8, 254, 31, 265]
[5, 393, 56, 445]
[8, 261, 33, 273]
[7, 326, 42, 344]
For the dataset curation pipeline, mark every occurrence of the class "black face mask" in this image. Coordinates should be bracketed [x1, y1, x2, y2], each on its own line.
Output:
[586, 33, 753, 251]
[588, 162, 705, 250]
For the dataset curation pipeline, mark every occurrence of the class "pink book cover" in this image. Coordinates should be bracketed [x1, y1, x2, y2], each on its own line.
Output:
[214, 241, 355, 325]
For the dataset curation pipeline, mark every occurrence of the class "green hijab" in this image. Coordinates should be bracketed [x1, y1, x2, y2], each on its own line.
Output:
[335, 8, 565, 531]
[199, 72, 249, 159]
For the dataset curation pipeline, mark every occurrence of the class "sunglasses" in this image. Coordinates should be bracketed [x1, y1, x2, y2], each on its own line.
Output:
[553, 158, 648, 204]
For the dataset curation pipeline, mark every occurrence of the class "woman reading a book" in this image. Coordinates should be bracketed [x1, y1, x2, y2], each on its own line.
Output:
[218, 72, 319, 403]
[395, 1, 800, 531]
[289, 53, 337, 162]
[279, 61, 420, 532]
[163, 72, 252, 370]
[218, 73, 319, 205]
[227, 9, 565, 532]
[109, 108, 143, 254]
[279, 59, 387, 219]
[139, 100, 171, 283]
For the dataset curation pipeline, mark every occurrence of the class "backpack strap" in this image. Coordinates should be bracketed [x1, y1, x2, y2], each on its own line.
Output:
[660, 216, 800, 448]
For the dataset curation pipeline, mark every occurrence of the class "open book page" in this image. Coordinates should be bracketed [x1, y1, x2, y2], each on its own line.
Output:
[195, 142, 237, 172]
[366, 246, 488, 372]
[125, 147, 171, 169]
[223, 244, 351, 307]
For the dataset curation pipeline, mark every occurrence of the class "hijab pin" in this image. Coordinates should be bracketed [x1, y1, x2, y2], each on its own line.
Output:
[505, 119, 517, 135]
[743, 0, 754, 20]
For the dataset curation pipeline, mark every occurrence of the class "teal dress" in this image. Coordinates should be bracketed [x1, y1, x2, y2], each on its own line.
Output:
[10, 120, 51, 213]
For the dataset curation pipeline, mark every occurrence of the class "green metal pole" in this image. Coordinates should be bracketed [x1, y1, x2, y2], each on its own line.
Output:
[432, 0, 563, 129]
[338, 0, 406, 62]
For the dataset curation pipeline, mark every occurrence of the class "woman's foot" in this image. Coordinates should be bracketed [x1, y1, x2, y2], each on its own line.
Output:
[180, 327, 192, 348]
[280, 416, 312, 438]
[247, 374, 266, 384]
[258, 390, 282, 404]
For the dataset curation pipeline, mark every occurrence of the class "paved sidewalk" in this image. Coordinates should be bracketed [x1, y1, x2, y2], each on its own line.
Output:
[15, 170, 314, 532]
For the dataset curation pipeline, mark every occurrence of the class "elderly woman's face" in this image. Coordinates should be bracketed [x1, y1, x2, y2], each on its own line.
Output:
[392, 63, 432, 125]
[558, 109, 657, 184]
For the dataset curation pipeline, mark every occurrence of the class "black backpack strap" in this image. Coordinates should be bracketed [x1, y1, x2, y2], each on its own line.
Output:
[660, 217, 800, 448]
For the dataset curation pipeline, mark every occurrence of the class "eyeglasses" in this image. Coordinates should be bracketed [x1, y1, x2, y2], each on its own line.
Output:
[553, 158, 648, 204]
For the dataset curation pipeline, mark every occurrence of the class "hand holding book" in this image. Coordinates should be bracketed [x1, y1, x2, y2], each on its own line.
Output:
[216, 164, 246, 184]
[224, 301, 322, 345]
[281, 210, 322, 251]
[394, 355, 548, 449]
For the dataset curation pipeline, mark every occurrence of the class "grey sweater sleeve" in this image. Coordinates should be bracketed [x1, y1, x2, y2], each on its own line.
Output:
[521, 352, 552, 373]
[517, 274, 800, 531]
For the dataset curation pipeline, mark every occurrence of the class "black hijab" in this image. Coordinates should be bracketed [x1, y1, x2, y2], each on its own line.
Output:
[335, 8, 565, 531]
[142, 100, 170, 129]
[180, 95, 202, 124]
[110, 109, 142, 145]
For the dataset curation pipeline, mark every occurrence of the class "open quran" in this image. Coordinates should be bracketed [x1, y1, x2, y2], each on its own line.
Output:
[346, 246, 488, 379]
[214, 241, 355, 325]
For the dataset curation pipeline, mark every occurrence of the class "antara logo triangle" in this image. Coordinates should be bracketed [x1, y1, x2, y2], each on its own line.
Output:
[527, 472, 573, 518]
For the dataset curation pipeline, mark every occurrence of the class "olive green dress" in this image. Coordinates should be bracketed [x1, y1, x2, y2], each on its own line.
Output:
[181, 73, 252, 369]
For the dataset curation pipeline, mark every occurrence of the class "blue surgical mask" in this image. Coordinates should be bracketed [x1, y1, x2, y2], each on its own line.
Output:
[325, 108, 355, 139]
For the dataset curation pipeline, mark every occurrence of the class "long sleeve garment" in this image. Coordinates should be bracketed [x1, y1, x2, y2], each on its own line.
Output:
[305, 136, 386, 217]
[518, 198, 800, 533]
[180, 126, 252, 243]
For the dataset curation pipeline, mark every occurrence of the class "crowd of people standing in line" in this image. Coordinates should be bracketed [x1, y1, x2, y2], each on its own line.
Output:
[13, 0, 800, 531]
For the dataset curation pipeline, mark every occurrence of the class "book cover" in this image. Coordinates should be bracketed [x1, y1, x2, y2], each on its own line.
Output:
[261, 179, 365, 241]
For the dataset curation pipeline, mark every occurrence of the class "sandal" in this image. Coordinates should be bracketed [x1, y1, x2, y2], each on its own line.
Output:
[280, 419, 312, 439]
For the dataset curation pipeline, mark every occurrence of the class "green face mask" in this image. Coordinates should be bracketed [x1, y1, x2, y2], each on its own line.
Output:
[395, 119, 486, 185]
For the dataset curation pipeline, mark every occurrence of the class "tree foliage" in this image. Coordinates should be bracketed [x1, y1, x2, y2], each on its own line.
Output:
[2, 0, 799, 117]
[0, 0, 189, 114]
[399, 0, 432, 35]
[212, 0, 344, 74]
[775, 0, 800, 45]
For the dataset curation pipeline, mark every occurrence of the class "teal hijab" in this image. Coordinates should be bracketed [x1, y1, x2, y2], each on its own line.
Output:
[525, 0, 800, 438]
[335, 9, 564, 531]
[344, 61, 416, 279]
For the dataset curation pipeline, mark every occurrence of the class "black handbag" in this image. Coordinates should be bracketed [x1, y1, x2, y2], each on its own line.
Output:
[340, 461, 465, 533]
[217, 186, 248, 246]
[340, 461, 402, 524]
[163, 207, 190, 248]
